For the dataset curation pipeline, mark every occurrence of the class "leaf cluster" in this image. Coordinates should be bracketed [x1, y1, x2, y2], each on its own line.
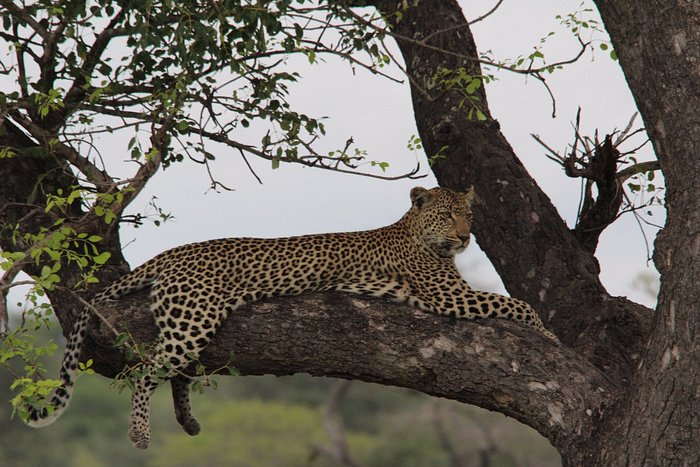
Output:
[0, 0, 415, 188]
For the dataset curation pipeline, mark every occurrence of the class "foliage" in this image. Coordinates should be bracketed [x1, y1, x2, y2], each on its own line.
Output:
[432, 67, 491, 121]
[148, 399, 328, 467]
[0, 1, 667, 464]
[0, 0, 411, 188]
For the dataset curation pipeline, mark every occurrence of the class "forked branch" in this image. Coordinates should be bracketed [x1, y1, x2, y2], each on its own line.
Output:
[532, 110, 661, 252]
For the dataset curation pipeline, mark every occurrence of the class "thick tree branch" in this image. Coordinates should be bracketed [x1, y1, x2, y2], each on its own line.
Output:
[0, 118, 129, 332]
[584, 3, 700, 465]
[6, 111, 114, 190]
[1, 114, 610, 456]
[4, 3, 697, 464]
[82, 288, 614, 455]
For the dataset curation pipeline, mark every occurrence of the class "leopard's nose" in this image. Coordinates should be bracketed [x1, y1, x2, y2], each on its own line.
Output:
[458, 233, 470, 243]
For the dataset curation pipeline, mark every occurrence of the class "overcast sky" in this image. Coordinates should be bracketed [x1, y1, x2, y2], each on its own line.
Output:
[6, 0, 661, 310]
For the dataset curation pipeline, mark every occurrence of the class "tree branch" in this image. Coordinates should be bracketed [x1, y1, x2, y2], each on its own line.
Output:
[617, 160, 660, 183]
[340, 3, 590, 77]
[61, 9, 129, 120]
[187, 127, 426, 181]
[6, 110, 114, 190]
[82, 287, 614, 455]
[0, 0, 50, 41]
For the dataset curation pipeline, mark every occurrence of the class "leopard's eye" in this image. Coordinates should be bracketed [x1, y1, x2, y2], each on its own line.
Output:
[440, 211, 452, 219]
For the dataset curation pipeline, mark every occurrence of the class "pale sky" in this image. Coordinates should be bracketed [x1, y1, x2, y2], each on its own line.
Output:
[6, 0, 661, 310]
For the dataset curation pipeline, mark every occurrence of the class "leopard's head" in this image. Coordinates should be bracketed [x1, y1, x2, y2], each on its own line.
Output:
[408, 186, 475, 258]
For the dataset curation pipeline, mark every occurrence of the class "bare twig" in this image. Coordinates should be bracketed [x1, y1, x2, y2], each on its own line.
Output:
[420, 0, 505, 43]
[469, 0, 506, 25]
[531, 133, 565, 165]
[189, 127, 426, 181]
[533, 110, 662, 252]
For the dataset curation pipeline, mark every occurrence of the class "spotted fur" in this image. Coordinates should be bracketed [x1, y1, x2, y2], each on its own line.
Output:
[27, 186, 558, 448]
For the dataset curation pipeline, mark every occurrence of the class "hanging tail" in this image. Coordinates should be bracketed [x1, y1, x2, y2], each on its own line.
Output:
[26, 305, 91, 427]
[26, 258, 160, 427]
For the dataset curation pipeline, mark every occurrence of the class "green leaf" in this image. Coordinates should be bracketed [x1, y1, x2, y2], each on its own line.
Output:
[93, 252, 111, 265]
[115, 333, 130, 347]
[466, 78, 481, 94]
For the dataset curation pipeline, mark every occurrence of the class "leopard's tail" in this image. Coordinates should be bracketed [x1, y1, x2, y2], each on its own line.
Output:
[26, 258, 160, 427]
[26, 304, 91, 427]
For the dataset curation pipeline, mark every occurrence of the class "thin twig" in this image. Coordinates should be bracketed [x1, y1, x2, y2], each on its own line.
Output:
[340, 4, 591, 76]
[420, 0, 505, 43]
[189, 127, 426, 181]
[530, 133, 564, 165]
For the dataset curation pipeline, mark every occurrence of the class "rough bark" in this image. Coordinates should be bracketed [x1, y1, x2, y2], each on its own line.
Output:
[365, 0, 697, 464]
[0, 118, 129, 332]
[0, 115, 613, 457]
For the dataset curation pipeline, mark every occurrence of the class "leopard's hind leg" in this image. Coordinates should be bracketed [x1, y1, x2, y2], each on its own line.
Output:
[129, 373, 201, 448]
[171, 375, 200, 435]
[127, 297, 228, 449]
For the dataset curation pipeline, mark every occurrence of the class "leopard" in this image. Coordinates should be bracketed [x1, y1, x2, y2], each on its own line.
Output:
[26, 186, 558, 449]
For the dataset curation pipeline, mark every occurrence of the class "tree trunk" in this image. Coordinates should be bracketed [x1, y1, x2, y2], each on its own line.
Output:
[583, 2, 700, 465]
[367, 0, 651, 383]
[0, 118, 130, 330]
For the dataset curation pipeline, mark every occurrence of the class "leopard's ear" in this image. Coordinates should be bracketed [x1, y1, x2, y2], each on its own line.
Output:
[463, 186, 475, 205]
[410, 186, 435, 209]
